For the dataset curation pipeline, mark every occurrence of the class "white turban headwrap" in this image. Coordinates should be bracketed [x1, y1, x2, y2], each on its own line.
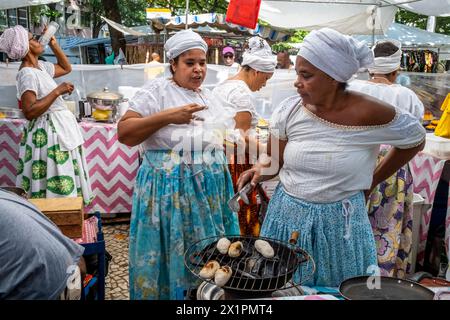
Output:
[298, 28, 373, 82]
[0, 25, 29, 60]
[164, 29, 208, 60]
[241, 36, 277, 73]
[368, 39, 402, 75]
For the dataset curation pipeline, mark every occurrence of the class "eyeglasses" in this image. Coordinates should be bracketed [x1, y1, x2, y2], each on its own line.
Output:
[29, 34, 41, 42]
[223, 54, 234, 59]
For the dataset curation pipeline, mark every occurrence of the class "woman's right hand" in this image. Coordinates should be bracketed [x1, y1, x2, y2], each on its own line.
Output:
[167, 103, 206, 124]
[237, 166, 262, 191]
[54, 82, 74, 96]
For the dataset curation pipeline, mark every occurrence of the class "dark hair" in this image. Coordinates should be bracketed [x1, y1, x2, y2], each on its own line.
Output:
[373, 42, 399, 58]
[338, 82, 348, 91]
[169, 56, 180, 75]
[241, 65, 254, 72]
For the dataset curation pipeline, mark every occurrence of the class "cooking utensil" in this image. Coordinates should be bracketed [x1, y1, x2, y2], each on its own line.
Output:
[86, 87, 127, 123]
[0, 107, 25, 119]
[184, 233, 315, 294]
[339, 276, 435, 300]
[228, 182, 253, 212]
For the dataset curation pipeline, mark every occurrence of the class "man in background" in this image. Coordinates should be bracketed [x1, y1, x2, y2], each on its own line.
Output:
[276, 50, 294, 69]
[151, 52, 161, 63]
[222, 46, 240, 68]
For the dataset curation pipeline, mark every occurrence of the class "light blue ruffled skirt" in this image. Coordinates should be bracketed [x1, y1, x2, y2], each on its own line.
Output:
[129, 150, 240, 300]
[260, 185, 377, 287]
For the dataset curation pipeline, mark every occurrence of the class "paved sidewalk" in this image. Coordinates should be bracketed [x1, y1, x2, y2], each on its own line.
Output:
[103, 223, 130, 300]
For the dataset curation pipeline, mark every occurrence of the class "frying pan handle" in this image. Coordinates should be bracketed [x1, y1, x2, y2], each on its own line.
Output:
[289, 231, 299, 245]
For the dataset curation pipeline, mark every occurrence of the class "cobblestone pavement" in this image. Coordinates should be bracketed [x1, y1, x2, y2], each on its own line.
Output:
[103, 223, 130, 300]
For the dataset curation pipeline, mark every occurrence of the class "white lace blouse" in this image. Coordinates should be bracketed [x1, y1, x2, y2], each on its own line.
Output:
[212, 80, 258, 128]
[269, 95, 426, 203]
[128, 78, 235, 151]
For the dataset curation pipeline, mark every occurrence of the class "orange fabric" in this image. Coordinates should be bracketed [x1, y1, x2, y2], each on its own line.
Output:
[226, 144, 261, 236]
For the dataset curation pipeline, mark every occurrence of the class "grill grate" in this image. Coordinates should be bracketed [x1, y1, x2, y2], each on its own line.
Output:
[185, 235, 315, 292]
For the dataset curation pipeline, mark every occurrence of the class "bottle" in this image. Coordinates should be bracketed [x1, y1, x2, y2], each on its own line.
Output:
[39, 21, 59, 47]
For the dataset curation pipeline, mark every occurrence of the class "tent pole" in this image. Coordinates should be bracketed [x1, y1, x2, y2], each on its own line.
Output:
[185, 0, 189, 30]
[79, 45, 83, 64]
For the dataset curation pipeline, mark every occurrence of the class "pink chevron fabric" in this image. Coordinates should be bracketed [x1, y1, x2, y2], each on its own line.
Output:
[410, 152, 449, 265]
[0, 119, 139, 214]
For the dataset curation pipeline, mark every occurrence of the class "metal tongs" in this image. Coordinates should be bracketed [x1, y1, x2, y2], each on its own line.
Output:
[228, 182, 254, 212]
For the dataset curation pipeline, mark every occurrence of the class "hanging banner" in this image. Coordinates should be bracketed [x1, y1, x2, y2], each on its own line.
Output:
[225, 0, 262, 29]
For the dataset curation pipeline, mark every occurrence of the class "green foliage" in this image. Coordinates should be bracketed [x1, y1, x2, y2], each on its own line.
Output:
[395, 8, 450, 35]
[40, 6, 62, 21]
[272, 29, 308, 53]
[272, 42, 293, 53]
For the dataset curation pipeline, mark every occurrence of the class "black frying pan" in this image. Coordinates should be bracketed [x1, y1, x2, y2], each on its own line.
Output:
[339, 276, 435, 300]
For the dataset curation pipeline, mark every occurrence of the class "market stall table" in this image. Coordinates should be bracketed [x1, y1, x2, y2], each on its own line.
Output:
[0, 118, 140, 214]
[410, 147, 450, 267]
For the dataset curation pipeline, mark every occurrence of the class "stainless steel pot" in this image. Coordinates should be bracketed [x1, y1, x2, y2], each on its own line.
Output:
[0, 107, 25, 119]
[86, 87, 127, 122]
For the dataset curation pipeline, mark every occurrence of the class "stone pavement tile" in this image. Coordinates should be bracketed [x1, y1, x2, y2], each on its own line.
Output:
[103, 223, 130, 300]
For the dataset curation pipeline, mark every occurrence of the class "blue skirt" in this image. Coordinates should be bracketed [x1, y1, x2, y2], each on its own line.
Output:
[261, 185, 377, 287]
[129, 150, 240, 300]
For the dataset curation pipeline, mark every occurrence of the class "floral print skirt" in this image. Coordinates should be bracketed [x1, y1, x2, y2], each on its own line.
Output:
[367, 148, 413, 278]
[261, 185, 378, 287]
[129, 150, 240, 300]
[16, 114, 92, 204]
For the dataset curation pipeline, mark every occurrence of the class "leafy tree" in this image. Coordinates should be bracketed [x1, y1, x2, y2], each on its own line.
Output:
[395, 8, 450, 35]
[272, 29, 308, 53]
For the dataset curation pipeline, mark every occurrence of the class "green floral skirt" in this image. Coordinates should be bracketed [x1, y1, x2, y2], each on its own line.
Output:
[16, 114, 93, 204]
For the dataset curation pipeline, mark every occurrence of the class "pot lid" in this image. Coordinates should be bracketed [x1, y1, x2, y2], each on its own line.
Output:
[87, 87, 123, 100]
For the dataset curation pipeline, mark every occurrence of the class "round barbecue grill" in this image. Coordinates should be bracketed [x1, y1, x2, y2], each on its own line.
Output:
[184, 233, 315, 297]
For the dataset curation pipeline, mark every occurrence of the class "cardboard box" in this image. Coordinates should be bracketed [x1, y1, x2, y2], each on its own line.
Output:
[29, 197, 84, 239]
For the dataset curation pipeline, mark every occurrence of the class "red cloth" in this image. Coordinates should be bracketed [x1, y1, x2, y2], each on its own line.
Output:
[226, 0, 262, 29]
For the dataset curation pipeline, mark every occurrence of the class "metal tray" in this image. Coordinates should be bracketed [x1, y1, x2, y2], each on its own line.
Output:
[0, 107, 25, 119]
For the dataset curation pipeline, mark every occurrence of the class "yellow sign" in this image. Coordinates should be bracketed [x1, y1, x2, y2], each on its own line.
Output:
[146, 8, 171, 19]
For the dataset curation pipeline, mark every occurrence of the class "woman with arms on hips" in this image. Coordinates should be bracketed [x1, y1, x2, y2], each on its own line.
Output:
[118, 29, 240, 300]
[237, 28, 426, 287]
[347, 39, 424, 277]
[0, 25, 92, 202]
[213, 36, 276, 236]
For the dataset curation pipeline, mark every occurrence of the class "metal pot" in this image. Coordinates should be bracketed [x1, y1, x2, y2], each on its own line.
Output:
[339, 276, 435, 300]
[86, 87, 127, 122]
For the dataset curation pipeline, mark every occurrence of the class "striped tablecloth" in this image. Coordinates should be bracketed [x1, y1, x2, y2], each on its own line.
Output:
[0, 118, 140, 214]
[410, 152, 450, 266]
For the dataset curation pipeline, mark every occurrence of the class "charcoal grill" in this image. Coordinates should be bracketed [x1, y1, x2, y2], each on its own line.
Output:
[184, 233, 315, 298]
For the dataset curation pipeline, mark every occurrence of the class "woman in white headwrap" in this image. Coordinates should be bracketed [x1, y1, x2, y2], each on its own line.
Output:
[118, 29, 240, 300]
[348, 40, 424, 278]
[213, 36, 276, 236]
[0, 25, 92, 203]
[237, 28, 426, 287]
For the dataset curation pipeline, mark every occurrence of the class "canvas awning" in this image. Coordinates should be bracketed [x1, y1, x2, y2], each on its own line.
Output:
[101, 16, 150, 37]
[353, 22, 450, 48]
[258, 0, 397, 35]
[0, 0, 60, 10]
[150, 13, 292, 42]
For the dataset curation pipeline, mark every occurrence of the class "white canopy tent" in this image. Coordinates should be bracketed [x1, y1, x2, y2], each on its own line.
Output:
[394, 0, 450, 17]
[258, 0, 450, 34]
[0, 0, 60, 10]
[258, 0, 397, 35]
